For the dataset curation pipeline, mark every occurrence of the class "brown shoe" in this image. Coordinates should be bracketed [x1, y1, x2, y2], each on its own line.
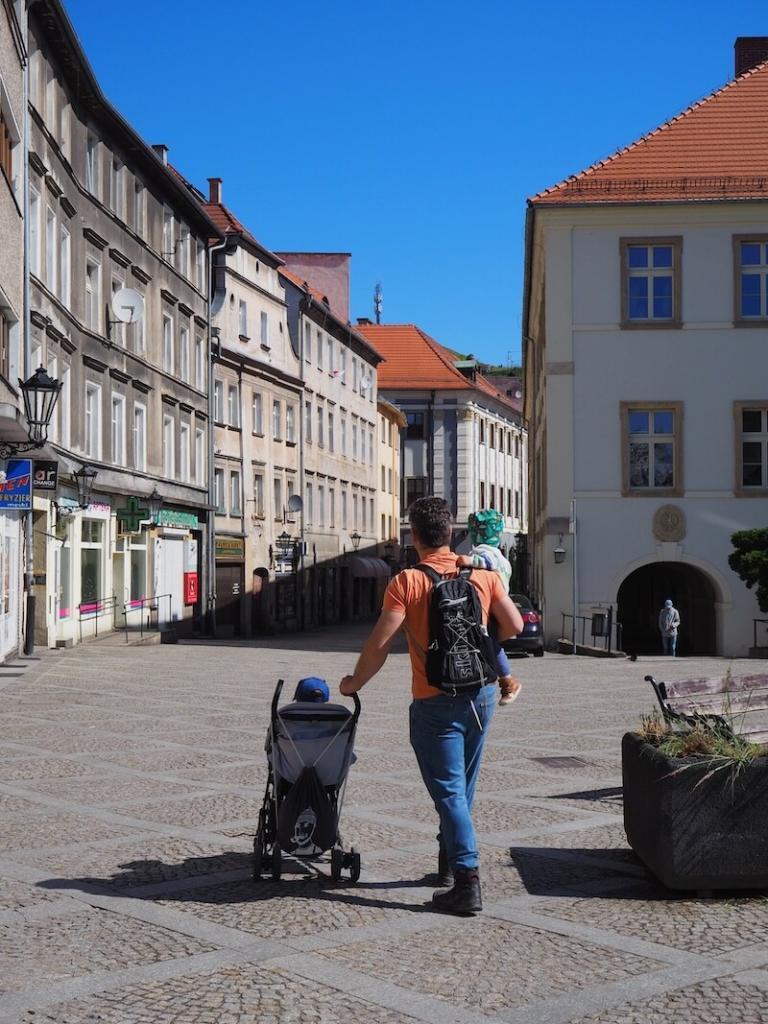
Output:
[431, 868, 482, 915]
[499, 677, 522, 706]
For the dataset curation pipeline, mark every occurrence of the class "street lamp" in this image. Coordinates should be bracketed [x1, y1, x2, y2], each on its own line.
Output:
[148, 487, 163, 523]
[0, 366, 62, 458]
[73, 465, 97, 509]
[553, 533, 566, 564]
[350, 531, 361, 552]
[276, 530, 293, 557]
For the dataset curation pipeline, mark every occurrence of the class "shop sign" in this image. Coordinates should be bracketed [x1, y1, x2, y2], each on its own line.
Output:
[116, 495, 149, 534]
[215, 536, 245, 560]
[157, 509, 199, 530]
[0, 459, 32, 510]
[33, 460, 58, 491]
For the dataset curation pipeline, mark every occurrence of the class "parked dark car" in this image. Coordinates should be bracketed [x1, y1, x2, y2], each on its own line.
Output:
[503, 594, 544, 657]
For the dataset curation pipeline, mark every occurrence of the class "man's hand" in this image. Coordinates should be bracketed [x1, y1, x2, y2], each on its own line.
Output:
[340, 675, 363, 697]
[456, 554, 473, 568]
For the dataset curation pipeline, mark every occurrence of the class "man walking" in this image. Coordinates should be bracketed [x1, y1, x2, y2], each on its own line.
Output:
[340, 497, 523, 915]
[658, 598, 681, 656]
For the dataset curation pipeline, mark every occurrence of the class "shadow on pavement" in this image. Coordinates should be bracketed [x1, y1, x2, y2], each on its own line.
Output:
[35, 850, 436, 915]
[509, 846, 648, 898]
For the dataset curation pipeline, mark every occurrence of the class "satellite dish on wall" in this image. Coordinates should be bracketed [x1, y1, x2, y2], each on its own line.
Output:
[360, 375, 372, 391]
[111, 287, 144, 324]
[287, 494, 303, 512]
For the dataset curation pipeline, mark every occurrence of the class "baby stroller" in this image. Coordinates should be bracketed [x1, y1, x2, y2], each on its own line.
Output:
[253, 678, 362, 884]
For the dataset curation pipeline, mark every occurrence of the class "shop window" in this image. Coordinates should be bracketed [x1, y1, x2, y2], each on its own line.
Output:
[80, 519, 104, 610]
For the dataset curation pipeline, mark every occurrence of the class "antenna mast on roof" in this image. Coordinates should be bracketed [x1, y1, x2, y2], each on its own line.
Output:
[374, 282, 383, 325]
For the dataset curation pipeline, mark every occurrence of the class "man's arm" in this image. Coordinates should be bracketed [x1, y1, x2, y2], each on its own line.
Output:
[340, 607, 405, 696]
[491, 589, 524, 642]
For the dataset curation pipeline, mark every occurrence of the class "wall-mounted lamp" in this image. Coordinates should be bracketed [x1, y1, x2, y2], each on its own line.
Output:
[553, 533, 566, 565]
[350, 531, 362, 552]
[73, 464, 98, 509]
[148, 487, 163, 524]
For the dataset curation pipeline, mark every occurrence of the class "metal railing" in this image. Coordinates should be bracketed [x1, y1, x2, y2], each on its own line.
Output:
[753, 619, 768, 650]
[77, 595, 118, 643]
[121, 594, 173, 641]
[561, 611, 623, 654]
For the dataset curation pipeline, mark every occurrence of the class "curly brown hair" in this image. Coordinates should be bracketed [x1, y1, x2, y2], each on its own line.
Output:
[409, 496, 452, 549]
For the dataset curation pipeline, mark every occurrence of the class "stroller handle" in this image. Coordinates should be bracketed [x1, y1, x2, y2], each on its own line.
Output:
[352, 690, 361, 721]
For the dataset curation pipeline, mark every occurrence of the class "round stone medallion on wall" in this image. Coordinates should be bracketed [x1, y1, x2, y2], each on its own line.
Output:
[652, 504, 686, 543]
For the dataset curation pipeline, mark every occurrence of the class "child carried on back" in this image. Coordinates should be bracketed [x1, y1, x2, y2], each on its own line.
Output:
[458, 509, 522, 706]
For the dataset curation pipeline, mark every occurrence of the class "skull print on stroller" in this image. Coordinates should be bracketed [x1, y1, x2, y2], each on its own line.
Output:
[253, 679, 362, 883]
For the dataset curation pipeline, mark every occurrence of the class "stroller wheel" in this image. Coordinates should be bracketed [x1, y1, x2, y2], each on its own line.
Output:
[349, 848, 361, 884]
[330, 847, 344, 882]
[253, 830, 264, 881]
[271, 843, 282, 881]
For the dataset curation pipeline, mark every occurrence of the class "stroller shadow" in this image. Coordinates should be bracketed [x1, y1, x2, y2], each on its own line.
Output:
[35, 851, 437, 915]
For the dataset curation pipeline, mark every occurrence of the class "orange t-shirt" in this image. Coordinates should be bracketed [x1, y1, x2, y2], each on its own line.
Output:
[383, 550, 507, 700]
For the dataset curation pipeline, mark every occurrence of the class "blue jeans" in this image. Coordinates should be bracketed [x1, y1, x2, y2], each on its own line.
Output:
[409, 683, 496, 871]
[495, 640, 510, 677]
[662, 634, 677, 656]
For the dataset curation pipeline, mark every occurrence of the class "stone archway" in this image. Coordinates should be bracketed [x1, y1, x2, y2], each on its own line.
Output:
[617, 562, 717, 656]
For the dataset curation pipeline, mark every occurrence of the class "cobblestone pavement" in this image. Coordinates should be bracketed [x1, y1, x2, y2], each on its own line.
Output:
[2, 632, 768, 1023]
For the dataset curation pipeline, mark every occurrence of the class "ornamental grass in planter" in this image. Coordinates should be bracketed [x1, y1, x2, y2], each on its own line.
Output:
[622, 712, 768, 892]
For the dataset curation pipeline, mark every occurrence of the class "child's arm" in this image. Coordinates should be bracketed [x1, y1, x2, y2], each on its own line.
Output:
[456, 552, 494, 570]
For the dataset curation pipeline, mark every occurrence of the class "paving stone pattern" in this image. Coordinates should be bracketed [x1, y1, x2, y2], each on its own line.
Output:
[1, 632, 768, 1022]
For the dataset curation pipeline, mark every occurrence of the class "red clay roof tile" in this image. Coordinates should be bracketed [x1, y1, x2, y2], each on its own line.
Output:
[533, 59, 768, 205]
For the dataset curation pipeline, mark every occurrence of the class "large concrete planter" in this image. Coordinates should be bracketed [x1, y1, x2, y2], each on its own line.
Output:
[622, 731, 768, 891]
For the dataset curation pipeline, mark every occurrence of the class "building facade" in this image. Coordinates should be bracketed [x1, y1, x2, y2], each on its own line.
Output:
[377, 397, 404, 562]
[27, 0, 218, 647]
[524, 38, 768, 656]
[355, 322, 527, 566]
[0, 0, 26, 659]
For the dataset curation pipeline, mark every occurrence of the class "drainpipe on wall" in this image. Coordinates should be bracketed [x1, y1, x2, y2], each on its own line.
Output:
[297, 296, 308, 630]
[206, 238, 229, 636]
[427, 390, 435, 497]
[21, 4, 34, 655]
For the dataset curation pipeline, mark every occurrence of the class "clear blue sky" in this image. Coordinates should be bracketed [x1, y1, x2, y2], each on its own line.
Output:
[65, 0, 767, 366]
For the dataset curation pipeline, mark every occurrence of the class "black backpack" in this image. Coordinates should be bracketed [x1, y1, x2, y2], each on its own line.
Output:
[414, 564, 499, 694]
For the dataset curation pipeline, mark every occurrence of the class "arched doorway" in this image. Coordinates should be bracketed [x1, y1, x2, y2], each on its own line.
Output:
[617, 562, 717, 656]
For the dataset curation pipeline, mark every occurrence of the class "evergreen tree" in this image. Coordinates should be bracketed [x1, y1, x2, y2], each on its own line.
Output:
[729, 528, 768, 613]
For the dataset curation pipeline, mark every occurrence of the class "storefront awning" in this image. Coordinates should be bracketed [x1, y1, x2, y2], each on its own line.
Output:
[349, 556, 391, 579]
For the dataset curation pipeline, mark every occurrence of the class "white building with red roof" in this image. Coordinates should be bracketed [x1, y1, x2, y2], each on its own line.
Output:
[355, 321, 527, 564]
[524, 37, 768, 656]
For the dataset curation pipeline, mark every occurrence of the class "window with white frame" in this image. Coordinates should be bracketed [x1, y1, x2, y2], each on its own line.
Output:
[85, 132, 99, 196]
[162, 207, 174, 259]
[228, 384, 240, 427]
[178, 225, 190, 276]
[195, 427, 205, 485]
[341, 414, 347, 453]
[179, 422, 190, 482]
[161, 314, 173, 372]
[273, 475, 282, 520]
[304, 321, 311, 361]
[59, 224, 70, 307]
[328, 409, 334, 452]
[45, 205, 56, 291]
[316, 330, 323, 370]
[329, 487, 336, 527]
[305, 399, 312, 442]
[133, 403, 146, 471]
[738, 406, 768, 488]
[341, 489, 348, 529]
[340, 347, 346, 384]
[305, 481, 313, 524]
[110, 393, 126, 465]
[46, 355, 57, 443]
[352, 422, 358, 461]
[272, 400, 281, 440]
[352, 357, 358, 391]
[318, 484, 325, 527]
[260, 310, 268, 347]
[110, 157, 124, 218]
[45, 61, 56, 130]
[0, 100, 18, 190]
[327, 337, 333, 373]
[195, 334, 204, 389]
[623, 404, 680, 492]
[252, 391, 263, 433]
[317, 404, 324, 446]
[133, 180, 144, 237]
[162, 415, 175, 478]
[214, 467, 225, 513]
[352, 493, 358, 530]
[286, 404, 295, 443]
[110, 278, 125, 346]
[253, 472, 264, 517]
[84, 382, 101, 458]
[736, 239, 768, 320]
[239, 299, 248, 337]
[214, 380, 224, 423]
[622, 239, 680, 325]
[59, 364, 71, 448]
[29, 187, 41, 276]
[179, 325, 189, 382]
[134, 292, 145, 354]
[195, 242, 205, 291]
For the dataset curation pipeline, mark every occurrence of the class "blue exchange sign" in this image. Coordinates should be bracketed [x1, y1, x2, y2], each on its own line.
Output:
[0, 459, 33, 510]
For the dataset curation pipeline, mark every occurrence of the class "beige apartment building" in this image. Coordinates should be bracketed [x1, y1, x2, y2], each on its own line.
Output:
[377, 397, 405, 562]
[27, 0, 218, 648]
[0, 0, 25, 659]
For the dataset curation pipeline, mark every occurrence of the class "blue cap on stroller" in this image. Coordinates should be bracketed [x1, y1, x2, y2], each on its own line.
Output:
[294, 677, 330, 702]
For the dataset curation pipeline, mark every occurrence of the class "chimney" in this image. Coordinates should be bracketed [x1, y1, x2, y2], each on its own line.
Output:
[357, 317, 372, 325]
[735, 37, 768, 77]
[208, 177, 222, 204]
[152, 144, 168, 165]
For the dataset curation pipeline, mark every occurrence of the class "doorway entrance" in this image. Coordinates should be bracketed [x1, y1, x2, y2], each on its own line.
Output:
[215, 562, 243, 637]
[617, 562, 717, 656]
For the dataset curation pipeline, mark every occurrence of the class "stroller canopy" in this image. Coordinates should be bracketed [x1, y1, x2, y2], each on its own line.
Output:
[270, 701, 356, 787]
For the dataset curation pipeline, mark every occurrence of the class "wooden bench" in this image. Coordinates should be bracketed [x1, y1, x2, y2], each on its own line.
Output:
[645, 673, 768, 746]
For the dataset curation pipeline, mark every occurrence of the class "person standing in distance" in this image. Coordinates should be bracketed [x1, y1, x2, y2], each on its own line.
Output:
[340, 497, 523, 915]
[659, 598, 681, 656]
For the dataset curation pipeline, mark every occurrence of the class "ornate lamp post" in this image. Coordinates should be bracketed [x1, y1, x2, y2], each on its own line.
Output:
[0, 366, 62, 458]
[73, 465, 97, 509]
[350, 531, 361, 552]
[148, 487, 163, 524]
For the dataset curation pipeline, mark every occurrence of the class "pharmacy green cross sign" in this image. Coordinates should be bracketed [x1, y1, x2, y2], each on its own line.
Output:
[116, 495, 148, 534]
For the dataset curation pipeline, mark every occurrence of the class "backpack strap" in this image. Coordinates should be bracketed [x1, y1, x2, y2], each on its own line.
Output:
[414, 563, 443, 585]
